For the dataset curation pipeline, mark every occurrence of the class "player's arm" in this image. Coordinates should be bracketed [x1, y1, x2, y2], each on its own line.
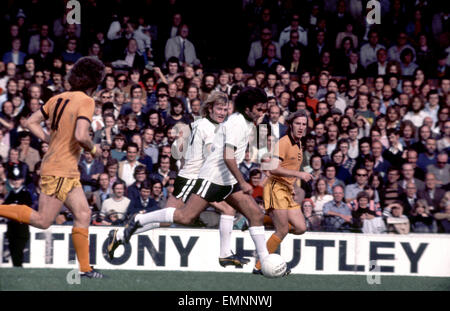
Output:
[25, 109, 50, 143]
[75, 118, 101, 157]
[223, 144, 252, 194]
[267, 157, 312, 181]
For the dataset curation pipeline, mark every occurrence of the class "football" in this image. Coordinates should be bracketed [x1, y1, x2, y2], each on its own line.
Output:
[261, 254, 287, 278]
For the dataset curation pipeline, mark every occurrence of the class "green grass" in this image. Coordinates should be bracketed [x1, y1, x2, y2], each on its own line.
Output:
[0, 268, 449, 291]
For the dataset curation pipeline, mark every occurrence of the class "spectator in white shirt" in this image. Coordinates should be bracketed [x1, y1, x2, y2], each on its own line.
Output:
[403, 95, 430, 128]
[118, 143, 145, 187]
[360, 29, 385, 68]
[278, 13, 308, 48]
[100, 180, 130, 225]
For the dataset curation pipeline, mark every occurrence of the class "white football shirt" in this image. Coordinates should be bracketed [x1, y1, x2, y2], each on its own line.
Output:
[198, 112, 255, 186]
[178, 117, 219, 179]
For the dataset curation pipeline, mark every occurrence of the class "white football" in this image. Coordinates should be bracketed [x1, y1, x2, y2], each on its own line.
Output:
[261, 254, 287, 278]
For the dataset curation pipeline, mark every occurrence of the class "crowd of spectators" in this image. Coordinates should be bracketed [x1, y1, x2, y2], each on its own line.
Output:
[0, 0, 449, 236]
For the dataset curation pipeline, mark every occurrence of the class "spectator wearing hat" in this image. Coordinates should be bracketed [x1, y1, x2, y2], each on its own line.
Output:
[5, 169, 32, 267]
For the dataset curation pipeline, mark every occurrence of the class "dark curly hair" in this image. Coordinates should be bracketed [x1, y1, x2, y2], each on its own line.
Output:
[234, 86, 267, 114]
[67, 57, 105, 91]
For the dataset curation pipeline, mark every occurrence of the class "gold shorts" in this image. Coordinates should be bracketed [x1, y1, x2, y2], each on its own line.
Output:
[263, 179, 300, 210]
[40, 176, 82, 202]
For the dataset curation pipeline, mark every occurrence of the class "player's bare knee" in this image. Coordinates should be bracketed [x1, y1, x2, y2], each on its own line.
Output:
[247, 212, 264, 226]
[174, 210, 193, 225]
[74, 208, 91, 224]
[292, 226, 306, 235]
[179, 215, 194, 225]
[39, 218, 53, 230]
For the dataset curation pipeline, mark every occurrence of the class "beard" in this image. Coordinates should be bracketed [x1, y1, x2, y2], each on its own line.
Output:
[202, 84, 214, 93]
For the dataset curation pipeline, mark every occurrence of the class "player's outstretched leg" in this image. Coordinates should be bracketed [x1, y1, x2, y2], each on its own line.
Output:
[108, 195, 186, 258]
[107, 221, 161, 259]
[225, 191, 270, 272]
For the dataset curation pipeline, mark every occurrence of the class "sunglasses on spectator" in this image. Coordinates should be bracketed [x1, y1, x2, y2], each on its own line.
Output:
[356, 174, 367, 177]
[118, 79, 127, 82]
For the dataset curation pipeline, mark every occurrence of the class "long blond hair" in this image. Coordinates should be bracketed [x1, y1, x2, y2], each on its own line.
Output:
[200, 91, 228, 117]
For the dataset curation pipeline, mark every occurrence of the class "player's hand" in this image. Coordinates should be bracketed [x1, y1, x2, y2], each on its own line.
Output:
[297, 172, 313, 182]
[240, 181, 253, 195]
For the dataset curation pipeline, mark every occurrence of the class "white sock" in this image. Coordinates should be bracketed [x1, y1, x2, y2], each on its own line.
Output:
[135, 207, 175, 226]
[116, 223, 161, 242]
[249, 226, 269, 263]
[219, 215, 234, 258]
[134, 222, 161, 235]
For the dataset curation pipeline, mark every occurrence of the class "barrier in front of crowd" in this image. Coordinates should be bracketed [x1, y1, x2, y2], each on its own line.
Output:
[0, 224, 449, 277]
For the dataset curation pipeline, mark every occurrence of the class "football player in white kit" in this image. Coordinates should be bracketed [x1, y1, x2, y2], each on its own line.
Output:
[109, 87, 275, 274]
[107, 92, 250, 267]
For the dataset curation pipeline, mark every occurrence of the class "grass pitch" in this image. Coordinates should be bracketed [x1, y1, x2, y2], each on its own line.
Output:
[0, 268, 449, 291]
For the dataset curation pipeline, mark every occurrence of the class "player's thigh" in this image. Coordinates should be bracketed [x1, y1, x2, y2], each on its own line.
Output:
[166, 195, 185, 209]
[65, 186, 91, 226]
[35, 193, 65, 227]
[225, 191, 262, 224]
[211, 201, 235, 216]
[268, 208, 290, 236]
[174, 193, 210, 223]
